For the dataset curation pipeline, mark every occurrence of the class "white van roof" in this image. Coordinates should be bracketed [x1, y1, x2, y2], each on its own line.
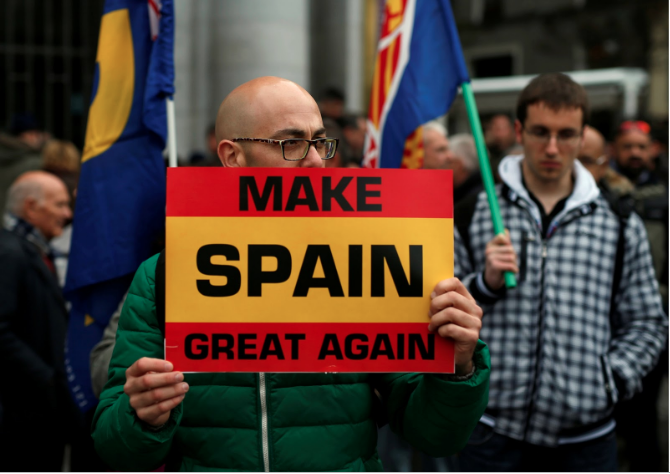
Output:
[466, 67, 648, 119]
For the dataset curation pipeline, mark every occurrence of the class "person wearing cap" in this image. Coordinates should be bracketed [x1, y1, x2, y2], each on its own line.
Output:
[611, 119, 667, 312]
[611, 119, 668, 472]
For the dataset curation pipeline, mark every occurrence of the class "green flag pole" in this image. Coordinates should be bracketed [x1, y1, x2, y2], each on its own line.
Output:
[461, 81, 517, 289]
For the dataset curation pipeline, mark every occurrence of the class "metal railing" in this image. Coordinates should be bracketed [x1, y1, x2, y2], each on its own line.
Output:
[1, 0, 104, 148]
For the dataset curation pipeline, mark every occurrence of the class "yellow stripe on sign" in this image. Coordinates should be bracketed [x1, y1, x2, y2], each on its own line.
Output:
[82, 9, 135, 163]
[166, 217, 453, 324]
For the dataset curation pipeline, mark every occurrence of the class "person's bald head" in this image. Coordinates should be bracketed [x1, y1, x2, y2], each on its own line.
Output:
[7, 171, 72, 240]
[578, 125, 608, 183]
[215, 77, 326, 168]
[422, 122, 451, 170]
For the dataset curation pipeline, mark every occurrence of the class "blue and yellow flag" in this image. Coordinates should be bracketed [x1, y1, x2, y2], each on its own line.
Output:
[363, 0, 469, 169]
[64, 0, 174, 411]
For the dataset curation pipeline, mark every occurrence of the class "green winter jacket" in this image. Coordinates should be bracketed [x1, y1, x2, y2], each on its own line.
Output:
[92, 254, 490, 471]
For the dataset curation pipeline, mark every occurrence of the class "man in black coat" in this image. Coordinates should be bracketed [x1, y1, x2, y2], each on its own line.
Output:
[0, 171, 75, 471]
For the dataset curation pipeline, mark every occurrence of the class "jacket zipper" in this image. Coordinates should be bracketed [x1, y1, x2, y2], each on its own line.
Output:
[513, 200, 594, 441]
[259, 373, 270, 472]
[523, 238, 548, 441]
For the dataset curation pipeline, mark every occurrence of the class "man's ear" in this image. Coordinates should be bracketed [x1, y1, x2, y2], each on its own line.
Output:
[22, 196, 39, 221]
[514, 119, 524, 145]
[218, 140, 245, 167]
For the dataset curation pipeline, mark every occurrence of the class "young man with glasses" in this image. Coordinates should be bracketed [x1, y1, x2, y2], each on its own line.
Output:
[454, 73, 667, 471]
[90, 76, 491, 472]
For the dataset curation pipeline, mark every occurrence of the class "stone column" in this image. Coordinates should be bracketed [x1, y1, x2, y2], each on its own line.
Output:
[345, 0, 365, 112]
[173, 0, 216, 162]
[647, 1, 668, 119]
[310, 0, 366, 113]
[212, 0, 310, 101]
[173, 0, 310, 161]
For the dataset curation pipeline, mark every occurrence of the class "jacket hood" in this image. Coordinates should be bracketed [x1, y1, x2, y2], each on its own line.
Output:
[498, 154, 601, 226]
[602, 167, 635, 196]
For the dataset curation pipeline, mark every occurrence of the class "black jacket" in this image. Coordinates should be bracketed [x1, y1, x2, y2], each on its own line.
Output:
[0, 229, 74, 429]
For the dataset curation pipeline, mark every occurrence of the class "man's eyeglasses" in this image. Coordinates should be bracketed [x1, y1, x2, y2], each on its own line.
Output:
[231, 137, 339, 161]
[618, 120, 651, 135]
[523, 126, 581, 147]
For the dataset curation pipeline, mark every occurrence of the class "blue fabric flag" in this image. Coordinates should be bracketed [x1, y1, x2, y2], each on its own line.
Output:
[64, 0, 174, 411]
[363, 0, 469, 169]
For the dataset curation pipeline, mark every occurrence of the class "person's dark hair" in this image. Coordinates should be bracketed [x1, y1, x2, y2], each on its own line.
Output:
[322, 117, 352, 166]
[341, 113, 365, 130]
[9, 113, 41, 136]
[484, 113, 512, 130]
[516, 73, 589, 127]
[320, 87, 345, 102]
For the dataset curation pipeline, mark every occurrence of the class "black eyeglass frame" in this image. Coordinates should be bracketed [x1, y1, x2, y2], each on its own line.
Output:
[521, 125, 582, 146]
[231, 137, 339, 161]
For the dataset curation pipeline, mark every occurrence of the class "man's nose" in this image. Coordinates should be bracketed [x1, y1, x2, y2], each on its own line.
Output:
[299, 143, 324, 168]
[545, 135, 559, 155]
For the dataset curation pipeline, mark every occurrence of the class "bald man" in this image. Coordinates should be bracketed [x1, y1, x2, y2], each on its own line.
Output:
[0, 171, 76, 471]
[422, 121, 451, 170]
[579, 126, 634, 197]
[91, 77, 491, 472]
[578, 126, 609, 182]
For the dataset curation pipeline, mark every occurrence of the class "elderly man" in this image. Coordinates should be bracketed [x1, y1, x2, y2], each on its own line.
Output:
[0, 171, 75, 471]
[422, 121, 451, 170]
[446, 134, 482, 204]
[91, 77, 490, 472]
[578, 126, 634, 213]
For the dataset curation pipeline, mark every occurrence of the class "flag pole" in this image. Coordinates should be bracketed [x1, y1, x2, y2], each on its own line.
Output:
[166, 97, 178, 168]
[461, 81, 517, 289]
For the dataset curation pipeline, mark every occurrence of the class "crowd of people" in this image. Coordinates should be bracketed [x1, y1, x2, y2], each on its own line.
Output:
[0, 72, 667, 472]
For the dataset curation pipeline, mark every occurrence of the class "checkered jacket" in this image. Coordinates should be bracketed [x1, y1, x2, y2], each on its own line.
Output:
[454, 155, 668, 447]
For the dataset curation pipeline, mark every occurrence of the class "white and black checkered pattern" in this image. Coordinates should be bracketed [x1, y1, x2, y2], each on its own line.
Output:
[454, 155, 668, 447]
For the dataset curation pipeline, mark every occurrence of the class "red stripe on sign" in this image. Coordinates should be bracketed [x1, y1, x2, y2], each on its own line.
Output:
[167, 168, 453, 218]
[165, 322, 454, 373]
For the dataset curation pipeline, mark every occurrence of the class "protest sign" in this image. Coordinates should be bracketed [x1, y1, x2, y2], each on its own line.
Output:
[165, 168, 454, 373]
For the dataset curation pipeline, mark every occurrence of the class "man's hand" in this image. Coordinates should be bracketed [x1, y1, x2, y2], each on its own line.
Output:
[484, 230, 518, 290]
[428, 278, 483, 375]
[124, 357, 188, 427]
